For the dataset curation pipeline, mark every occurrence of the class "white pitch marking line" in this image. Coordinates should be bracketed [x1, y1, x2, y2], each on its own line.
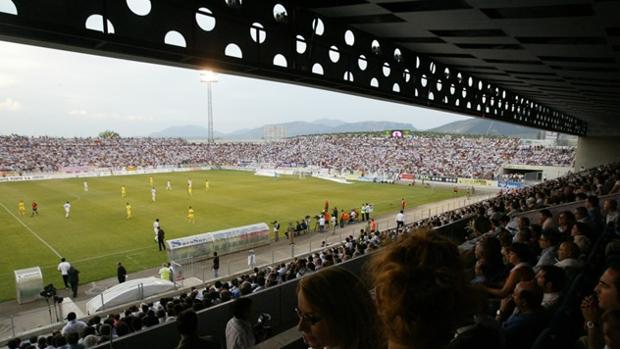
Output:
[0, 201, 62, 258]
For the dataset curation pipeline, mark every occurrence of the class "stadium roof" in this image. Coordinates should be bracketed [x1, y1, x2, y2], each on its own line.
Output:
[0, 0, 618, 136]
[303, 0, 620, 137]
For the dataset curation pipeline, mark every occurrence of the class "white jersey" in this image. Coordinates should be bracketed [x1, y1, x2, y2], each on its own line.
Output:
[64, 203, 71, 212]
[83, 181, 88, 191]
[248, 253, 256, 268]
[187, 179, 193, 189]
[153, 221, 160, 235]
[58, 261, 71, 275]
[396, 212, 405, 223]
[151, 188, 157, 201]
[166, 181, 172, 190]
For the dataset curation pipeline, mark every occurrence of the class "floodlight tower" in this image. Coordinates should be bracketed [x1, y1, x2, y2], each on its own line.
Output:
[200, 70, 218, 143]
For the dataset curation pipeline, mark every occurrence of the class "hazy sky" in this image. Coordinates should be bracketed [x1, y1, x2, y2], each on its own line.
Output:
[0, 40, 470, 137]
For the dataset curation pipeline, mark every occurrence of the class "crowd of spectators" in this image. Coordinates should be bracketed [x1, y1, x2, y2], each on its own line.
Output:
[7, 161, 619, 349]
[0, 134, 574, 179]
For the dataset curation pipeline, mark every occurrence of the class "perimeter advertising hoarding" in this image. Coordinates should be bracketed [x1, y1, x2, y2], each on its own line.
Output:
[417, 175, 458, 183]
[457, 178, 498, 187]
[166, 223, 270, 263]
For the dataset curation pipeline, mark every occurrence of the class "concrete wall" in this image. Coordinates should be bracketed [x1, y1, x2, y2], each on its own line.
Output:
[502, 164, 572, 180]
[575, 136, 620, 169]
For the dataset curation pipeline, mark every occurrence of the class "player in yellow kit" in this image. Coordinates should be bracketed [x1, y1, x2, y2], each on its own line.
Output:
[126, 202, 133, 219]
[121, 185, 127, 198]
[18, 200, 26, 216]
[187, 178, 193, 196]
[205, 179, 209, 191]
[187, 206, 195, 223]
[149, 176, 154, 187]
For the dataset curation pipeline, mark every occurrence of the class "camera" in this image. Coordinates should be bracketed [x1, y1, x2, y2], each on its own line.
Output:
[40, 284, 57, 298]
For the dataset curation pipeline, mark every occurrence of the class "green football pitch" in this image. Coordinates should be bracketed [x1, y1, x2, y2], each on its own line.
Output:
[0, 170, 462, 302]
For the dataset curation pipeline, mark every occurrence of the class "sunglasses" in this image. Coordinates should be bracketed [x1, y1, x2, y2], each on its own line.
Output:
[294, 307, 322, 325]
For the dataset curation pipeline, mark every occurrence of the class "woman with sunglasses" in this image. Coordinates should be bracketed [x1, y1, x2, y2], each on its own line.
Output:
[296, 266, 383, 349]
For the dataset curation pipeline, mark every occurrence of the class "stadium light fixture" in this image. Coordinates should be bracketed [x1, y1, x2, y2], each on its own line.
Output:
[199, 70, 218, 143]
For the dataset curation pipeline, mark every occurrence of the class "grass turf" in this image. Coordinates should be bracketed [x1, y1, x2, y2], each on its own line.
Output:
[0, 170, 462, 302]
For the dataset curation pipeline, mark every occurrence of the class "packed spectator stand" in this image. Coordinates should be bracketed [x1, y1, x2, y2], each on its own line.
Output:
[4, 161, 619, 349]
[0, 134, 574, 180]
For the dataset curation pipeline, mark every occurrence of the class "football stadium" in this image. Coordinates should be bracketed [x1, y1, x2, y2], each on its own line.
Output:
[1, 1, 620, 349]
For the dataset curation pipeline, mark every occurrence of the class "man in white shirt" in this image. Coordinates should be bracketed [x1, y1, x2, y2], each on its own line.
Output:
[604, 199, 619, 228]
[153, 218, 160, 242]
[247, 250, 256, 270]
[226, 298, 255, 349]
[57, 258, 71, 288]
[536, 265, 566, 310]
[151, 187, 157, 202]
[63, 201, 71, 218]
[166, 180, 172, 190]
[396, 210, 405, 230]
[61, 312, 87, 336]
[83, 181, 88, 192]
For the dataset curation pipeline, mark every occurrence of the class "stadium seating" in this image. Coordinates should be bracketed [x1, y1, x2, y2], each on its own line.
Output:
[3, 150, 618, 348]
[0, 134, 574, 180]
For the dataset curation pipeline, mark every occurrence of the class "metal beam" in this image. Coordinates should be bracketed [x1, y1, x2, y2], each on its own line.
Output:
[0, 0, 587, 135]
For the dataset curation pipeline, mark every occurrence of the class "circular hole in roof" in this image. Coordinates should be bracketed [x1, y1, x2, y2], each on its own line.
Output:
[462, 88, 467, 98]
[225, 0, 242, 9]
[250, 22, 266, 43]
[482, 95, 487, 104]
[436, 80, 442, 91]
[296, 35, 306, 54]
[383, 62, 391, 77]
[468, 76, 473, 87]
[370, 78, 379, 88]
[478, 80, 483, 91]
[403, 68, 411, 83]
[429, 61, 436, 74]
[394, 48, 403, 62]
[164, 31, 186, 47]
[329, 46, 340, 63]
[0, 0, 18, 15]
[421, 74, 428, 87]
[224, 43, 243, 58]
[127, 0, 151, 16]
[393, 83, 400, 93]
[273, 54, 287, 67]
[416, 56, 420, 68]
[428, 91, 435, 100]
[449, 84, 455, 95]
[85, 15, 115, 34]
[343, 71, 354, 82]
[358, 55, 367, 71]
[312, 63, 324, 75]
[312, 17, 324, 36]
[444, 67, 450, 79]
[196, 8, 215, 32]
[344, 30, 355, 46]
[371, 40, 381, 55]
[273, 3, 287, 23]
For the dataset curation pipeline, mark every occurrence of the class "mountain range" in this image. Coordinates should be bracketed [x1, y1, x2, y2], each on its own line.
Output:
[429, 118, 542, 139]
[149, 119, 416, 139]
[149, 118, 549, 139]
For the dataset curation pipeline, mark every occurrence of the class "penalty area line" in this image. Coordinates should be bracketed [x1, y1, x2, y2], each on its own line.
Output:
[0, 201, 63, 258]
